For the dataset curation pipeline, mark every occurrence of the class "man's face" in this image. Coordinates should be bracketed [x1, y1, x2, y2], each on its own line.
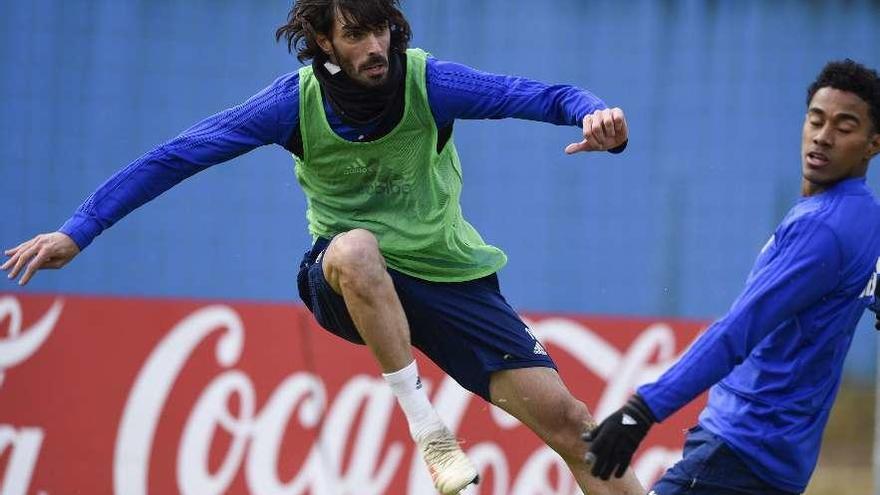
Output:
[801, 87, 880, 194]
[317, 11, 391, 88]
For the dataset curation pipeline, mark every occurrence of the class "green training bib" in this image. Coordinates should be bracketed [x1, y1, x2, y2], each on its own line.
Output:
[294, 48, 507, 282]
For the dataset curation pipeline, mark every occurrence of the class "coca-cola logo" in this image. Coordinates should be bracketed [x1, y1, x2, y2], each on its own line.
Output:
[0, 296, 63, 495]
[113, 306, 688, 494]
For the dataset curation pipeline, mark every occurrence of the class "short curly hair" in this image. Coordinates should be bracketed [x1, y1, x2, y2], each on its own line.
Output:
[807, 59, 880, 133]
[275, 0, 411, 64]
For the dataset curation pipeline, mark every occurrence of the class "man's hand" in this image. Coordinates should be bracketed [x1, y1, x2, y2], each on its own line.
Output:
[2, 232, 80, 286]
[583, 394, 655, 480]
[565, 107, 628, 154]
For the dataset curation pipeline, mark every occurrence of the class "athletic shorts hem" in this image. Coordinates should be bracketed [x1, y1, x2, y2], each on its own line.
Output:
[484, 359, 558, 375]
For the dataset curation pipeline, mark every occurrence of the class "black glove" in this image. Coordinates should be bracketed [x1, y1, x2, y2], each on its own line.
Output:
[582, 394, 656, 480]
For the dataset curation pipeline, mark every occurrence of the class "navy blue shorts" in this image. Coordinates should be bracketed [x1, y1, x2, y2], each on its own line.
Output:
[650, 426, 799, 495]
[296, 238, 556, 401]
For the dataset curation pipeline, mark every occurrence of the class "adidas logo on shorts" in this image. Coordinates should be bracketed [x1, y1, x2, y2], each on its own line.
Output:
[524, 326, 548, 355]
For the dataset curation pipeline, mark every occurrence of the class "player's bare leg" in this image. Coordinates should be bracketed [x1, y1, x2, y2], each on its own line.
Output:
[322, 228, 478, 493]
[489, 367, 645, 495]
[323, 229, 412, 372]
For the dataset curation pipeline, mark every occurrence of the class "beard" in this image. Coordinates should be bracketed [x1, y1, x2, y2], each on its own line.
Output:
[332, 46, 389, 88]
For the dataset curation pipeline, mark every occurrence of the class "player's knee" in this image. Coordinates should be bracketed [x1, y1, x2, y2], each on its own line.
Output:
[324, 229, 385, 287]
[544, 398, 593, 463]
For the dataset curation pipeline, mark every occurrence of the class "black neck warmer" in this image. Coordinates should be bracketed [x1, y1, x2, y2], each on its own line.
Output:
[312, 50, 406, 127]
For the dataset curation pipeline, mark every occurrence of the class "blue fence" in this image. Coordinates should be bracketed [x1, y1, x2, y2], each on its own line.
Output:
[2, 0, 879, 379]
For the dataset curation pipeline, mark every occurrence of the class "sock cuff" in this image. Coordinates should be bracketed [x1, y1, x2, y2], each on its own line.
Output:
[382, 359, 419, 386]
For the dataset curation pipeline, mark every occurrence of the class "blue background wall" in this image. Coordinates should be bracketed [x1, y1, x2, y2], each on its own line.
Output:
[2, 0, 880, 379]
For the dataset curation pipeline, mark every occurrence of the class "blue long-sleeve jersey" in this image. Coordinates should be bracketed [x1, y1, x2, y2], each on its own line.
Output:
[58, 56, 608, 249]
[638, 177, 880, 493]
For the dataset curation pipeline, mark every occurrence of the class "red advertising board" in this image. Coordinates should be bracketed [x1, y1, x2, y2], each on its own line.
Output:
[0, 293, 706, 494]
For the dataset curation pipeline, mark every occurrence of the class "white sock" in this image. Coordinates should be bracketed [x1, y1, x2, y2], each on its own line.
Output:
[383, 360, 444, 439]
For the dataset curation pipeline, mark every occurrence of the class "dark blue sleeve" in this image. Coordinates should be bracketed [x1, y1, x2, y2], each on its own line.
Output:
[58, 73, 300, 250]
[637, 219, 843, 421]
[425, 57, 607, 129]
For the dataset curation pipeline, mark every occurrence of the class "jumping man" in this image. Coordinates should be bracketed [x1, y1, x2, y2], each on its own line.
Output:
[3, 1, 643, 493]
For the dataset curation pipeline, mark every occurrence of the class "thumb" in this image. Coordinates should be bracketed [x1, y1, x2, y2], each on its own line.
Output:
[565, 141, 587, 155]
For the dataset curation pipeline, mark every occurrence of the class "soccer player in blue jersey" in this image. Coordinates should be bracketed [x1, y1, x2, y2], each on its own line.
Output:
[2, 1, 645, 493]
[584, 59, 880, 495]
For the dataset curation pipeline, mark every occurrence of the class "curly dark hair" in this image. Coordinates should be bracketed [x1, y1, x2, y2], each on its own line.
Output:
[275, 0, 412, 63]
[807, 59, 880, 133]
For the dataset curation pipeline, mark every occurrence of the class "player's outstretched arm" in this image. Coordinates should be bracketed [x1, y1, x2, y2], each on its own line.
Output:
[565, 107, 628, 154]
[2, 232, 80, 286]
